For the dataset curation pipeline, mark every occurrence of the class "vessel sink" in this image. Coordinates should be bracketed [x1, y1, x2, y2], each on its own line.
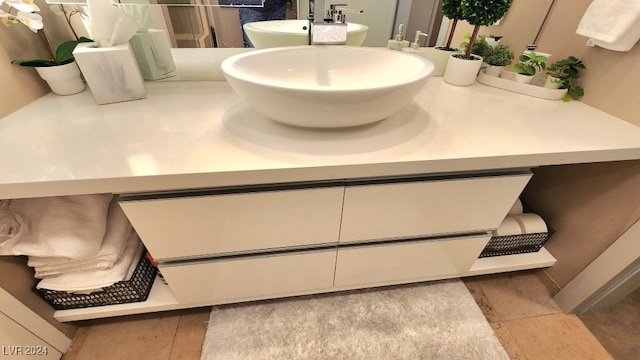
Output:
[243, 20, 369, 48]
[221, 46, 435, 128]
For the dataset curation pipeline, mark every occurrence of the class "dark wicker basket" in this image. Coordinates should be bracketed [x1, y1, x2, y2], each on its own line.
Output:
[479, 227, 555, 258]
[36, 252, 157, 310]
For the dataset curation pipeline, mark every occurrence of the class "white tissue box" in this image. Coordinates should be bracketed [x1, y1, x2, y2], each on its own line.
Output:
[129, 30, 176, 81]
[73, 42, 147, 105]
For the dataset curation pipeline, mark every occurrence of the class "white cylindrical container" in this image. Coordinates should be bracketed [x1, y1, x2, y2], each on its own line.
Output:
[544, 76, 562, 89]
[443, 54, 483, 86]
[35, 61, 85, 96]
[484, 64, 504, 77]
[514, 73, 534, 84]
[428, 47, 460, 76]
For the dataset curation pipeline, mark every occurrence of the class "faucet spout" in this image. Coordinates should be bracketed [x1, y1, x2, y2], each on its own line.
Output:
[309, 0, 325, 23]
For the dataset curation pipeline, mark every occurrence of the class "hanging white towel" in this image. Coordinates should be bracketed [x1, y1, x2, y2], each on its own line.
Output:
[0, 194, 113, 259]
[576, 0, 640, 51]
[36, 231, 143, 292]
[29, 200, 133, 278]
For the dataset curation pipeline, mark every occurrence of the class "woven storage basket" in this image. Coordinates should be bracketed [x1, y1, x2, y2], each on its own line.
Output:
[479, 227, 555, 258]
[36, 252, 157, 310]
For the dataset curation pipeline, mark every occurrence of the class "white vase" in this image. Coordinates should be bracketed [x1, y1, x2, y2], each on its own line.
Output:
[514, 73, 534, 84]
[443, 54, 483, 86]
[484, 65, 504, 77]
[35, 61, 85, 96]
[544, 76, 562, 89]
[427, 47, 460, 76]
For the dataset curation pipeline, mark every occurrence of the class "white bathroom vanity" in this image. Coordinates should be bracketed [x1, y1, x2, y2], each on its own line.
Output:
[2, 78, 640, 322]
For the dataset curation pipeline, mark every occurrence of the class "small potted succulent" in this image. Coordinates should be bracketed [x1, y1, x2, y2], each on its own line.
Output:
[512, 51, 548, 84]
[482, 44, 514, 77]
[545, 56, 585, 101]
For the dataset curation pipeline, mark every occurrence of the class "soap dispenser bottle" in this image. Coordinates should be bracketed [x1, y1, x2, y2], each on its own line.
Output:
[387, 24, 410, 50]
[402, 31, 429, 57]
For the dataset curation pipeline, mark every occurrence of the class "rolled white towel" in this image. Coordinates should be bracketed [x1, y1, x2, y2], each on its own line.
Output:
[492, 216, 523, 237]
[29, 200, 133, 277]
[507, 198, 523, 215]
[511, 213, 548, 234]
[36, 231, 143, 292]
[1, 194, 113, 259]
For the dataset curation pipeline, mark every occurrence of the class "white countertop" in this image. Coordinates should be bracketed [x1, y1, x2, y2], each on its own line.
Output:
[2, 77, 640, 198]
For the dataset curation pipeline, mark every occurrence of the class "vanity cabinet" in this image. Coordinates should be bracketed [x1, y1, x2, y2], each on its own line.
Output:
[118, 171, 532, 308]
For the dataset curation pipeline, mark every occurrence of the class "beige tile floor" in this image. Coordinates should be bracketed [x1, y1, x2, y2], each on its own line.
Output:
[62, 270, 614, 360]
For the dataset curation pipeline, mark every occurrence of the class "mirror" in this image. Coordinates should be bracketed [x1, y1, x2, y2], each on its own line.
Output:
[45, 0, 555, 80]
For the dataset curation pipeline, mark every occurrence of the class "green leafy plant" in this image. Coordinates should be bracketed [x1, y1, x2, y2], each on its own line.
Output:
[483, 44, 514, 66]
[2, 1, 90, 67]
[460, 0, 513, 59]
[460, 33, 490, 58]
[440, 0, 465, 50]
[513, 52, 548, 76]
[546, 56, 585, 101]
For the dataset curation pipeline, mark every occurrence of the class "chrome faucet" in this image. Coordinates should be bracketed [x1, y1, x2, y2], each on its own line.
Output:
[308, 0, 349, 45]
[309, 0, 325, 23]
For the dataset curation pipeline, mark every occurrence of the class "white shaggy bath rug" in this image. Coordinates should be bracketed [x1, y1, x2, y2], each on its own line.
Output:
[201, 279, 508, 360]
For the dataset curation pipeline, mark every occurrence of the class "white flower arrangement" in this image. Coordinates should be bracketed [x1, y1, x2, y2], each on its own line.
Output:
[1, 0, 90, 67]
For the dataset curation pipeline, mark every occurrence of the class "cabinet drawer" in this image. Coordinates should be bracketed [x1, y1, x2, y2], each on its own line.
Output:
[119, 187, 344, 260]
[334, 234, 490, 287]
[340, 173, 531, 243]
[159, 249, 336, 304]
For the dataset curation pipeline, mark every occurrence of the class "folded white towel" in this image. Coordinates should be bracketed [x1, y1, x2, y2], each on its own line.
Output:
[0, 194, 113, 259]
[29, 200, 133, 277]
[36, 231, 143, 292]
[576, 0, 640, 43]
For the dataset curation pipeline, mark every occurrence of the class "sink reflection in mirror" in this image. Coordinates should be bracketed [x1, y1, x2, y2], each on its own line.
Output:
[243, 20, 369, 48]
[221, 46, 435, 128]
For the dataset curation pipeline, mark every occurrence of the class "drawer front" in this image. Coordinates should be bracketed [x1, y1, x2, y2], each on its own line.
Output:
[334, 235, 491, 287]
[340, 173, 531, 243]
[119, 187, 344, 260]
[160, 250, 336, 304]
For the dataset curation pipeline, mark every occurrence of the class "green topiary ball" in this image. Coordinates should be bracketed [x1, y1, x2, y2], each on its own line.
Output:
[460, 0, 513, 26]
[441, 0, 465, 21]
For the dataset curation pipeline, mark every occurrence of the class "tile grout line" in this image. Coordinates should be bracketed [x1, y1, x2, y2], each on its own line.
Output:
[166, 312, 183, 360]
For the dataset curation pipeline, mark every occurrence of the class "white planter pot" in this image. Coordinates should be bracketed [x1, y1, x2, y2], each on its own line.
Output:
[514, 73, 534, 84]
[427, 47, 460, 76]
[544, 76, 562, 89]
[35, 61, 85, 96]
[484, 65, 504, 77]
[443, 54, 483, 86]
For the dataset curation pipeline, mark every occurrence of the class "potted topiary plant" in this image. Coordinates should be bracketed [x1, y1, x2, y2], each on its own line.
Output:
[512, 51, 548, 84]
[2, 2, 91, 95]
[444, 0, 513, 86]
[545, 56, 585, 101]
[431, 0, 465, 76]
[483, 44, 514, 77]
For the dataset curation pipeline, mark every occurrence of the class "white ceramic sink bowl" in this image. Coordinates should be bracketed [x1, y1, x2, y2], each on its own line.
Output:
[221, 46, 435, 128]
[243, 20, 369, 48]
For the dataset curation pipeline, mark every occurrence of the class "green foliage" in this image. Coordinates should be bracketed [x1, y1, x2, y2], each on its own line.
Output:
[460, 33, 490, 58]
[483, 44, 514, 66]
[12, 37, 92, 67]
[459, 0, 513, 59]
[460, 0, 513, 26]
[441, 0, 465, 20]
[513, 52, 548, 76]
[547, 56, 585, 101]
